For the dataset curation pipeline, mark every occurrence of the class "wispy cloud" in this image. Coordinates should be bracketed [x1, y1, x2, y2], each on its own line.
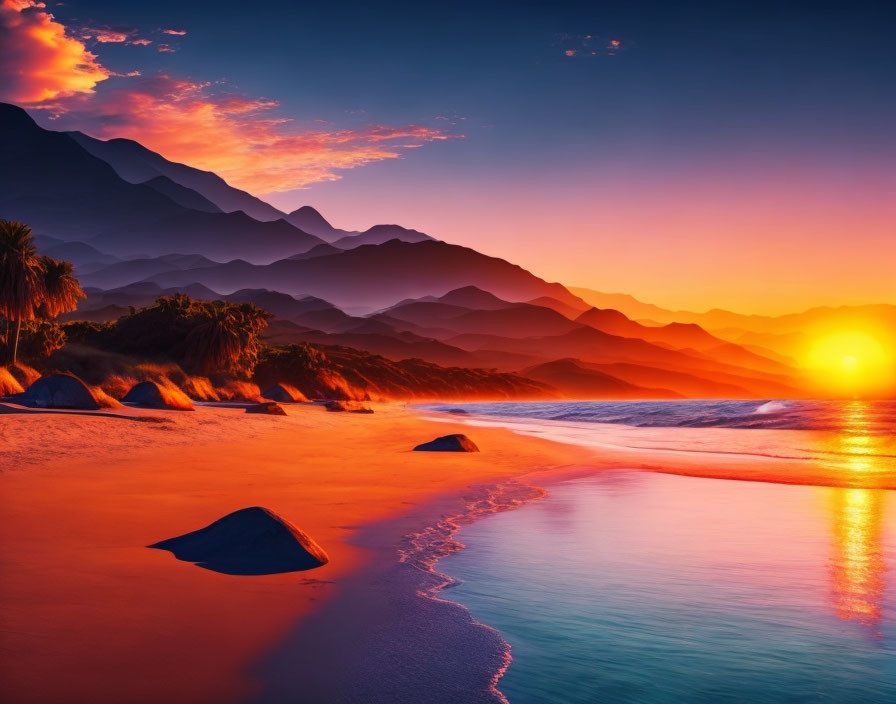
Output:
[161, 28, 186, 35]
[0, 1, 458, 194]
[558, 33, 626, 58]
[156, 43, 175, 53]
[46, 76, 455, 193]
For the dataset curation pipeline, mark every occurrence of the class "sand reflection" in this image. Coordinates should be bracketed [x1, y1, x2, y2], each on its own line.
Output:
[827, 401, 888, 630]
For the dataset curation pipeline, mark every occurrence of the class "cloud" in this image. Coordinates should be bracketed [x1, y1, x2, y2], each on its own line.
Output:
[0, 0, 110, 103]
[3, 1, 457, 194]
[80, 26, 133, 43]
[162, 28, 186, 35]
[156, 43, 175, 52]
[129, 37, 152, 46]
[38, 75, 457, 194]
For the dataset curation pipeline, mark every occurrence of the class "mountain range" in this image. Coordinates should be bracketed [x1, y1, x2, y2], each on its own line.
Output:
[9, 99, 887, 399]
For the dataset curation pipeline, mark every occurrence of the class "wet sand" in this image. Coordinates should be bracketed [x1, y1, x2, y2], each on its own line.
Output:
[0, 402, 595, 703]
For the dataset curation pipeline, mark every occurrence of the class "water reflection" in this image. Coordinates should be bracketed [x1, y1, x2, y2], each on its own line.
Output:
[827, 401, 888, 631]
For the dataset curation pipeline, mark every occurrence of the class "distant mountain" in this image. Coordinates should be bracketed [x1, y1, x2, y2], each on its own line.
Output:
[81, 254, 221, 290]
[443, 326, 804, 396]
[571, 286, 896, 346]
[331, 224, 434, 249]
[284, 206, 354, 241]
[526, 296, 589, 319]
[287, 243, 345, 260]
[386, 303, 583, 339]
[141, 175, 222, 213]
[68, 130, 286, 221]
[37, 238, 122, 272]
[522, 359, 681, 399]
[0, 103, 327, 262]
[142, 239, 589, 311]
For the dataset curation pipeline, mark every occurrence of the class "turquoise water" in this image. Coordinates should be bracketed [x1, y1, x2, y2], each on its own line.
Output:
[438, 472, 896, 703]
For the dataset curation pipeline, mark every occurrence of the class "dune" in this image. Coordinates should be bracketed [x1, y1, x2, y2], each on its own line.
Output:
[123, 381, 195, 410]
[149, 506, 328, 575]
[413, 434, 480, 452]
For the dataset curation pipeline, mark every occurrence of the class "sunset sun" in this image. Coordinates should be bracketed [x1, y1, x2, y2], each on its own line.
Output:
[806, 331, 893, 394]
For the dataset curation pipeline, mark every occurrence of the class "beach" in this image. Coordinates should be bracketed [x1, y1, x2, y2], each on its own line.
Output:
[2, 399, 894, 703]
[0, 402, 595, 703]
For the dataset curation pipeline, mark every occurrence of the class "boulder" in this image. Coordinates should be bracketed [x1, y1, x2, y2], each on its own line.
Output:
[149, 506, 329, 575]
[22, 373, 102, 410]
[413, 434, 480, 452]
[262, 383, 308, 403]
[246, 401, 287, 415]
[123, 381, 194, 410]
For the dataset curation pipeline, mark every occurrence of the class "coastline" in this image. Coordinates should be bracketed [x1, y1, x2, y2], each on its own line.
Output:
[5, 400, 886, 703]
[0, 401, 598, 703]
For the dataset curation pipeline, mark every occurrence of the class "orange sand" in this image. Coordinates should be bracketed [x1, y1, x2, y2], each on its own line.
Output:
[0, 403, 596, 703]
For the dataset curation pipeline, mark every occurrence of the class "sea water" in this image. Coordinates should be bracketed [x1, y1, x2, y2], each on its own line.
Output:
[429, 400, 896, 703]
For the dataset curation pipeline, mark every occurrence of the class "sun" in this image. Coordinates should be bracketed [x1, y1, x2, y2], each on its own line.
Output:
[805, 331, 893, 396]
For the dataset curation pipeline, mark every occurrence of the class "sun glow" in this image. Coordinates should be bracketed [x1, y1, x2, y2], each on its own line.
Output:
[805, 331, 894, 396]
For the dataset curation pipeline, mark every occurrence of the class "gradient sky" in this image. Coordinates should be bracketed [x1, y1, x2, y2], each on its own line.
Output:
[4, 0, 895, 314]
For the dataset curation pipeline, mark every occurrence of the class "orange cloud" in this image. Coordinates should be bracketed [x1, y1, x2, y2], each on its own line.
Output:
[43, 75, 456, 194]
[130, 38, 152, 46]
[82, 27, 131, 43]
[162, 28, 186, 35]
[156, 43, 175, 52]
[4, 1, 457, 194]
[0, 0, 109, 103]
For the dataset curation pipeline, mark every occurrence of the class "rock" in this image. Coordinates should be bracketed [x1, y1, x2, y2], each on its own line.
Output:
[246, 401, 287, 415]
[325, 400, 373, 413]
[123, 381, 195, 410]
[149, 506, 329, 575]
[262, 383, 308, 403]
[22, 373, 102, 409]
[413, 434, 480, 452]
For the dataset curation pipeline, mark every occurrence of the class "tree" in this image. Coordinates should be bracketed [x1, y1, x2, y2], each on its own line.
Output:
[0, 220, 45, 364]
[38, 256, 85, 319]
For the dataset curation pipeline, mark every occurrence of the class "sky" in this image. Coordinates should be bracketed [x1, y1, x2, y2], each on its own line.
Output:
[2, 0, 895, 315]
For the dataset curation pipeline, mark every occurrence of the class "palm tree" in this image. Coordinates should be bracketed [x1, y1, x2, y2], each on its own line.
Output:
[0, 220, 45, 364]
[38, 256, 85, 318]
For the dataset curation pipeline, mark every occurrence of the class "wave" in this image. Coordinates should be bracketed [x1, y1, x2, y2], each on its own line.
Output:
[419, 399, 896, 435]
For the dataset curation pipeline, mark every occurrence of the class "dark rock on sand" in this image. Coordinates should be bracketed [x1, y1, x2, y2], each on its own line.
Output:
[123, 381, 194, 410]
[413, 434, 480, 452]
[325, 400, 373, 413]
[262, 383, 308, 403]
[247, 401, 287, 415]
[149, 506, 329, 575]
[21, 373, 102, 410]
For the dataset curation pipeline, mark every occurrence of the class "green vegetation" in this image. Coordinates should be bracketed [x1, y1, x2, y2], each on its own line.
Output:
[64, 294, 272, 378]
[0, 220, 84, 364]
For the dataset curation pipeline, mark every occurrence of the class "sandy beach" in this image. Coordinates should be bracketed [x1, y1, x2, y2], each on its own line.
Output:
[0, 402, 598, 703]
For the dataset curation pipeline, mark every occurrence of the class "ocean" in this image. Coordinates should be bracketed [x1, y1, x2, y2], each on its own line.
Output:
[422, 400, 896, 703]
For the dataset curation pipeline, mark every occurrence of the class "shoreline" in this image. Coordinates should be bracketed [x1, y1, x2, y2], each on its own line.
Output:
[0, 402, 599, 703]
[4, 401, 890, 703]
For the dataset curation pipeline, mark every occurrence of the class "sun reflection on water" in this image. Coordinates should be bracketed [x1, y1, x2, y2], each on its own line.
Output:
[827, 401, 888, 631]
